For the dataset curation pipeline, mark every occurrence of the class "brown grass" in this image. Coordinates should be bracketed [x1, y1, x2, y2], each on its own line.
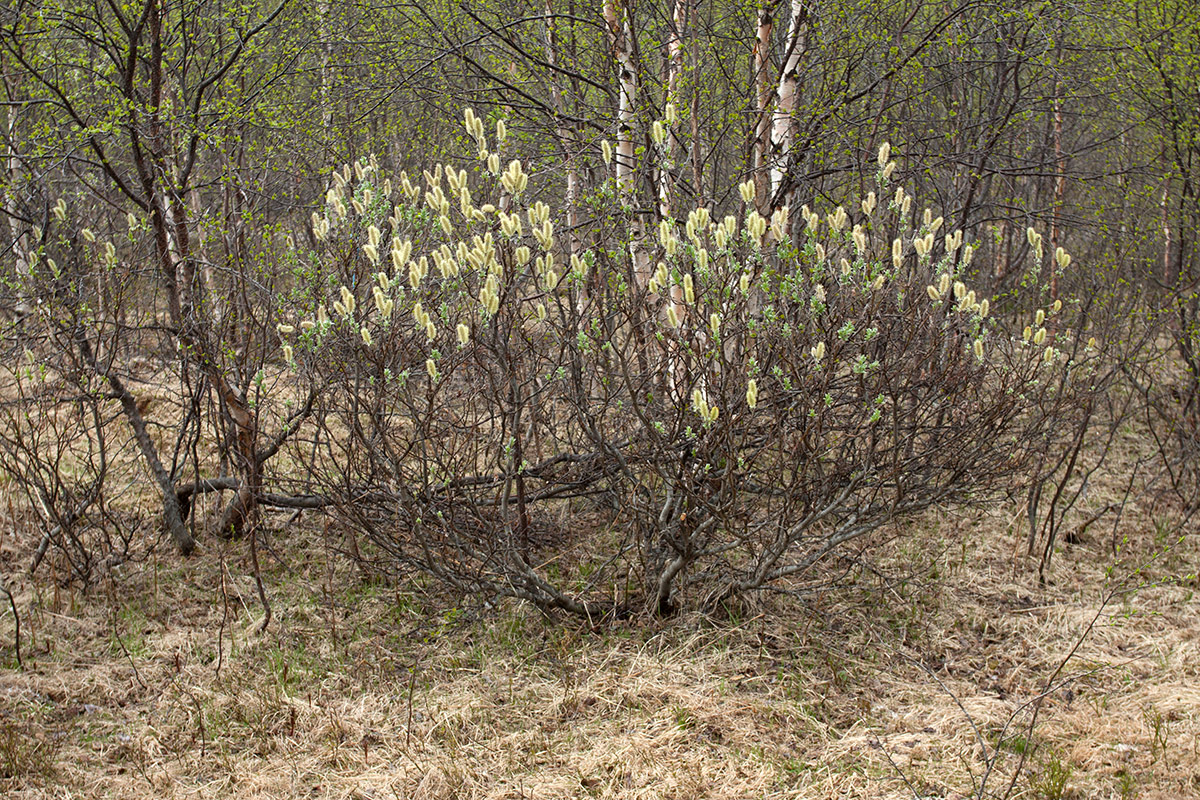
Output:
[1, 470, 1198, 799]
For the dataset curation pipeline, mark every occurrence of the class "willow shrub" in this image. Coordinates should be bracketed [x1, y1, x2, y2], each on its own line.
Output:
[281, 121, 1104, 616]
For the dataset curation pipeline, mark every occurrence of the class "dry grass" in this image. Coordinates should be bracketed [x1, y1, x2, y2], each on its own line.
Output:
[1, 479, 1198, 800]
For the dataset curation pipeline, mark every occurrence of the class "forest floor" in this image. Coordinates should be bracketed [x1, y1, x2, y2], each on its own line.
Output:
[1, 487, 1198, 799]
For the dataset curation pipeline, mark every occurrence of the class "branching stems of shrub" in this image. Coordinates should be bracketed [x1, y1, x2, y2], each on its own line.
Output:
[891, 545, 1172, 800]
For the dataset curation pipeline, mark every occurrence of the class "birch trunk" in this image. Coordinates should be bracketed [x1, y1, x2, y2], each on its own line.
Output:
[604, 0, 637, 196]
[768, 0, 809, 222]
[752, 2, 777, 209]
[1048, 8, 1065, 302]
[2, 78, 30, 316]
[604, 0, 650, 286]
[543, 0, 586, 315]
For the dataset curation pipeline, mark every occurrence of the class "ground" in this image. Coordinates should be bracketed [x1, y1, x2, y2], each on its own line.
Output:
[1, 498, 1198, 799]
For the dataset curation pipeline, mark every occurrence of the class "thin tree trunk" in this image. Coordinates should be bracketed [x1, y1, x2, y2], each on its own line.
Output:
[543, 0, 579, 254]
[752, 2, 777, 208]
[2, 57, 32, 316]
[604, 0, 649, 287]
[1161, 169, 1173, 285]
[658, 0, 689, 220]
[605, 0, 637, 196]
[768, 0, 809, 219]
[74, 330, 195, 554]
[1048, 7, 1065, 302]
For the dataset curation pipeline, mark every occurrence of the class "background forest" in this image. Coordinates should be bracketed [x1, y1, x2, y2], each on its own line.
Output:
[0, 0, 1198, 798]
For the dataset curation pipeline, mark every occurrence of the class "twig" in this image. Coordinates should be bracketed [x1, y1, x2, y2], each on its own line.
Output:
[895, 543, 1168, 800]
[0, 581, 20, 669]
[405, 660, 420, 751]
[216, 547, 231, 679]
[249, 523, 271, 633]
[873, 733, 924, 800]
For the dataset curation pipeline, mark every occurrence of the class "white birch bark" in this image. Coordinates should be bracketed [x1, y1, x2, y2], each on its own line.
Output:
[604, 0, 649, 286]
[752, 2, 777, 210]
[2, 58, 31, 316]
[604, 0, 638, 196]
[768, 0, 810, 222]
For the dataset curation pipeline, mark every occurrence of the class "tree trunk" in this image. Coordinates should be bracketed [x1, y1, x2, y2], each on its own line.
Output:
[752, 2, 777, 207]
[768, 0, 810, 218]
